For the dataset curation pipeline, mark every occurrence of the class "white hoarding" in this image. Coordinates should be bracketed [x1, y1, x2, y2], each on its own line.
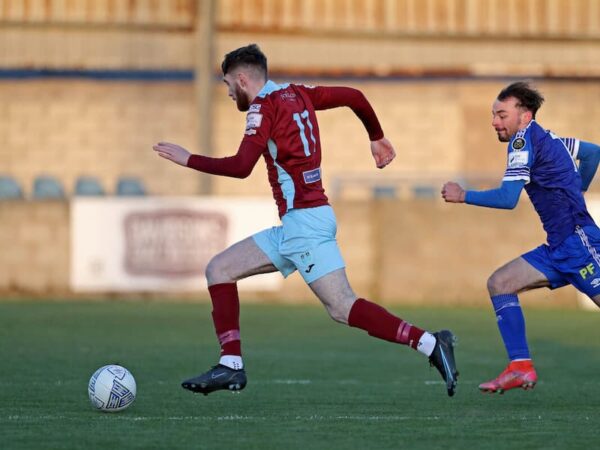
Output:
[579, 195, 600, 310]
[71, 197, 282, 292]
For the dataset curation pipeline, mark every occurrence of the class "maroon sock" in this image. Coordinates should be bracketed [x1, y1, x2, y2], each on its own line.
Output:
[208, 283, 241, 356]
[348, 298, 425, 350]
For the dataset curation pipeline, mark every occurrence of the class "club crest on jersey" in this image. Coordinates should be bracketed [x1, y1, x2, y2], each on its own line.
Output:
[511, 137, 526, 151]
[280, 92, 297, 101]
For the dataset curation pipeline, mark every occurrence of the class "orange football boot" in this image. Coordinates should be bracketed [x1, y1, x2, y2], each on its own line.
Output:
[479, 360, 537, 394]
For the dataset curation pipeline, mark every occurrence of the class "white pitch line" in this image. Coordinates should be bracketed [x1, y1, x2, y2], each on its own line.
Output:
[7, 414, 577, 422]
[272, 379, 312, 384]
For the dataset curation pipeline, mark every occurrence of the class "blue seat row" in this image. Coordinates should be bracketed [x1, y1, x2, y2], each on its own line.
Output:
[0, 175, 146, 199]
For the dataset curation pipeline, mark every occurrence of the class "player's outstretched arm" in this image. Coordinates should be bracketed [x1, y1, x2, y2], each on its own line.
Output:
[153, 142, 191, 166]
[153, 140, 263, 178]
[370, 137, 396, 169]
[442, 180, 525, 209]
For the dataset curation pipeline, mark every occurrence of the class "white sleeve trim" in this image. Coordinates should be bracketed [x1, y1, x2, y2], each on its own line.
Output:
[571, 139, 580, 160]
[503, 175, 530, 184]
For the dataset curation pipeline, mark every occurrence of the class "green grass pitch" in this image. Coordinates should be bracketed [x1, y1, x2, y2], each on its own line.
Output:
[0, 300, 598, 449]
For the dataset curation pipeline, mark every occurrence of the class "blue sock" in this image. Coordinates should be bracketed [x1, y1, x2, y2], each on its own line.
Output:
[490, 294, 530, 360]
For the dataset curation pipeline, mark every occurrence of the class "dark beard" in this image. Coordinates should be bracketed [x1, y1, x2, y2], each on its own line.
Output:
[235, 84, 250, 111]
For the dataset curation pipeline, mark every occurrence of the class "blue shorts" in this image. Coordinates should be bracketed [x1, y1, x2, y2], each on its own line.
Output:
[252, 205, 345, 284]
[522, 225, 600, 298]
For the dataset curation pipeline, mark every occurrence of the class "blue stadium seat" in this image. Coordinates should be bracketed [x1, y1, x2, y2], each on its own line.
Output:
[373, 185, 396, 199]
[0, 175, 24, 199]
[33, 175, 65, 199]
[74, 176, 105, 196]
[116, 177, 146, 196]
[412, 185, 436, 199]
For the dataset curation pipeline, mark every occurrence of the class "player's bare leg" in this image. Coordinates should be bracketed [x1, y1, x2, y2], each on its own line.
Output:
[480, 257, 550, 394]
[309, 269, 458, 396]
[182, 237, 277, 395]
[590, 294, 600, 308]
[306, 268, 356, 324]
[487, 257, 551, 297]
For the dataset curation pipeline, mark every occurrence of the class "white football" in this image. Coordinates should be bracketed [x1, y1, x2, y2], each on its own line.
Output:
[88, 365, 137, 412]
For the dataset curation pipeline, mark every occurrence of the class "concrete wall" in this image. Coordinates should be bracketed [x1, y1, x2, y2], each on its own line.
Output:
[0, 201, 69, 294]
[0, 198, 580, 308]
[1, 1, 598, 307]
[2, 1, 600, 201]
[2, 79, 600, 200]
[0, 79, 200, 197]
[3, 1, 600, 76]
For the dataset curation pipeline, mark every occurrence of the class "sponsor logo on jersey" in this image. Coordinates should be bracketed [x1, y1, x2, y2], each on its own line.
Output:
[248, 104, 262, 113]
[511, 137, 526, 150]
[303, 168, 321, 184]
[590, 277, 600, 288]
[245, 113, 263, 129]
[508, 151, 528, 168]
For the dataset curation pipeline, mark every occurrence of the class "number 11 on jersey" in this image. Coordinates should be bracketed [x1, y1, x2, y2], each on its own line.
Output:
[293, 109, 316, 156]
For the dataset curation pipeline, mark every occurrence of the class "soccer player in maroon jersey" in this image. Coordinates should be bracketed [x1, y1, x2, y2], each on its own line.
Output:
[154, 44, 458, 397]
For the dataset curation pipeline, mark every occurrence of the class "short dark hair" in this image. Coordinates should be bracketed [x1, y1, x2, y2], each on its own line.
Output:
[221, 44, 268, 79]
[497, 81, 545, 118]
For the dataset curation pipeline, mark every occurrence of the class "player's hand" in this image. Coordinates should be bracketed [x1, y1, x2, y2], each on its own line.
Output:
[441, 181, 466, 203]
[153, 142, 191, 167]
[371, 137, 396, 169]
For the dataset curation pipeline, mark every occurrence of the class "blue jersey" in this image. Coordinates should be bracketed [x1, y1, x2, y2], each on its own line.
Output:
[503, 120, 596, 248]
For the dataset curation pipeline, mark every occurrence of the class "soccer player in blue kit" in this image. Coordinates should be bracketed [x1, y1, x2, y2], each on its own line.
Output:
[442, 81, 600, 394]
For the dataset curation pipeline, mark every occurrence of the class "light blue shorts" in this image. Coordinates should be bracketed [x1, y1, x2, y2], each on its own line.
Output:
[252, 205, 345, 284]
[522, 225, 600, 298]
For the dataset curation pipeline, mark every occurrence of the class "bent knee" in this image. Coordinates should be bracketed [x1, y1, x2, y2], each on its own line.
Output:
[205, 254, 230, 285]
[487, 271, 512, 296]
